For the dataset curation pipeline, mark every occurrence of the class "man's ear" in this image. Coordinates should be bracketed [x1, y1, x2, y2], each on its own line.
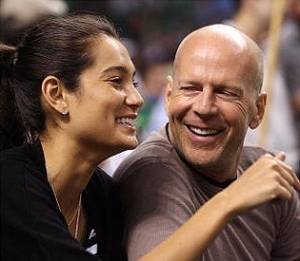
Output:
[164, 75, 173, 116]
[249, 92, 267, 129]
[41, 76, 68, 115]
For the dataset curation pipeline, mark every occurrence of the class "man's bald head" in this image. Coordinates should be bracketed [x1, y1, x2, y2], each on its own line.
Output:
[173, 24, 264, 93]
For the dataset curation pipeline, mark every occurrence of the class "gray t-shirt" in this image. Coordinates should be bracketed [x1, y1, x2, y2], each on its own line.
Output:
[114, 126, 300, 261]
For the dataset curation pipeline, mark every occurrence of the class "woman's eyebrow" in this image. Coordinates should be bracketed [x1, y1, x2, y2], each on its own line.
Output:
[102, 66, 136, 76]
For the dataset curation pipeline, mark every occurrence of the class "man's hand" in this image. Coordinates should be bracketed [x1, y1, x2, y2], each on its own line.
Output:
[222, 152, 300, 216]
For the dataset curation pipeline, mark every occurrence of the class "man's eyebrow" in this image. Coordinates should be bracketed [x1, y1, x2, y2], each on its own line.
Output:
[177, 79, 202, 86]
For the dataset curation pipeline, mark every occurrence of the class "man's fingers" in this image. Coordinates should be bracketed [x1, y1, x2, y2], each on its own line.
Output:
[275, 151, 286, 162]
[264, 151, 300, 191]
[293, 175, 300, 191]
[272, 152, 300, 192]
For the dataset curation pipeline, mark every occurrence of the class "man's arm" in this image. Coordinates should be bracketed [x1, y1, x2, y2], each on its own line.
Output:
[119, 160, 196, 261]
[117, 153, 300, 261]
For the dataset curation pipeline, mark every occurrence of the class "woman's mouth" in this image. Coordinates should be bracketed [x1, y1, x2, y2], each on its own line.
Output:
[117, 117, 134, 127]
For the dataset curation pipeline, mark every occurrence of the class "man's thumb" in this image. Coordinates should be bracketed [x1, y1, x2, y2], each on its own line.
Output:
[275, 151, 286, 162]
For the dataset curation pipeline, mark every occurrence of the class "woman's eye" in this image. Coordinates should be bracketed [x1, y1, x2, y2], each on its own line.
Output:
[109, 77, 123, 90]
[133, 81, 139, 88]
[108, 76, 139, 90]
[110, 77, 122, 85]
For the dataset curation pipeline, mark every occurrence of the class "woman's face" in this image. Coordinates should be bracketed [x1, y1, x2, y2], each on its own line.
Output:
[66, 36, 144, 159]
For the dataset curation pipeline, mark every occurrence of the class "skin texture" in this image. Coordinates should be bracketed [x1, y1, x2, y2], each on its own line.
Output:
[165, 25, 266, 182]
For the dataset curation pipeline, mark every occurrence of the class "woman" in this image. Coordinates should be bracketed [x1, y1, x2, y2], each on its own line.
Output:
[1, 13, 299, 261]
[1, 13, 141, 261]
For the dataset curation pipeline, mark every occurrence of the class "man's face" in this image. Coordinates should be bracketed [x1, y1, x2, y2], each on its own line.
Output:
[165, 34, 265, 181]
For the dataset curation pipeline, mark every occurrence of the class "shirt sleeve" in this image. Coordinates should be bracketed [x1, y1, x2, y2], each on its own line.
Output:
[270, 190, 300, 261]
[118, 157, 197, 261]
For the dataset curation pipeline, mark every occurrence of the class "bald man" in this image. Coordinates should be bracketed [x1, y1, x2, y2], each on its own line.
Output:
[114, 24, 300, 261]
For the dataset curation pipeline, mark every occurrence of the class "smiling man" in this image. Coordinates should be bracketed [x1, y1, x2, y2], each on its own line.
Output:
[113, 24, 300, 261]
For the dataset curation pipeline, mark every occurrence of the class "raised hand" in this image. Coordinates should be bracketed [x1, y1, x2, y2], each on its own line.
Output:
[221, 152, 300, 216]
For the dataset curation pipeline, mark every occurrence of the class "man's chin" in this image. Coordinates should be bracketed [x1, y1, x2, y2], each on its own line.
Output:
[185, 148, 219, 167]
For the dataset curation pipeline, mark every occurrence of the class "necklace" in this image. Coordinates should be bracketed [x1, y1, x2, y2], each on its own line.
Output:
[73, 193, 82, 240]
[51, 185, 82, 240]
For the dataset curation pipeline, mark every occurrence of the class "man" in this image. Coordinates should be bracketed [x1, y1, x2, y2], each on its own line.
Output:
[113, 24, 300, 261]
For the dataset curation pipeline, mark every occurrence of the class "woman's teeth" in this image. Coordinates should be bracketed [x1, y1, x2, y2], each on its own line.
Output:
[117, 117, 134, 126]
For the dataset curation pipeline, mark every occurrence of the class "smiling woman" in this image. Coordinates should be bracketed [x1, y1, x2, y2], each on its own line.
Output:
[0, 13, 143, 261]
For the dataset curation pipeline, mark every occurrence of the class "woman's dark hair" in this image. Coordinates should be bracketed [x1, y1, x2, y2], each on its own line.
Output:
[0, 45, 25, 150]
[0, 13, 120, 144]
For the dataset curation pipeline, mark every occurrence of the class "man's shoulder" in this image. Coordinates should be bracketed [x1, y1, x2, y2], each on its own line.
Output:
[113, 129, 177, 181]
[125, 129, 174, 162]
[239, 146, 270, 170]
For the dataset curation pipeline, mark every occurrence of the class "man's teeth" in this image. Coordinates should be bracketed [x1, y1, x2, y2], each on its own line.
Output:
[117, 117, 134, 126]
[189, 126, 219, 136]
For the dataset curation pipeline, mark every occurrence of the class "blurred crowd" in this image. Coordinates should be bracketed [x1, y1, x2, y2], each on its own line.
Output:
[1, 0, 299, 176]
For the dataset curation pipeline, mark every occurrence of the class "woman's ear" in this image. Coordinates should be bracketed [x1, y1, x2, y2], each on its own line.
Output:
[164, 75, 173, 116]
[249, 92, 267, 129]
[41, 76, 68, 115]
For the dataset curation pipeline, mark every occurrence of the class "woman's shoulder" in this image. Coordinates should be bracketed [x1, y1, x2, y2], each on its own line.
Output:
[1, 143, 28, 159]
[94, 167, 118, 187]
[1, 144, 32, 174]
[86, 167, 120, 201]
[1, 141, 43, 163]
[1, 142, 47, 189]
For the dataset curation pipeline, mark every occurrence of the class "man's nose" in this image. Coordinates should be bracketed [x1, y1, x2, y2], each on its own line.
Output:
[192, 89, 217, 116]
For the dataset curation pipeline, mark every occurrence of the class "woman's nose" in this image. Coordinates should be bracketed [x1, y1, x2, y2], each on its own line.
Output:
[126, 86, 144, 109]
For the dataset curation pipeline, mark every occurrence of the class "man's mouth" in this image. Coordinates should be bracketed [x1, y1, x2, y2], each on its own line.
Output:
[188, 126, 221, 136]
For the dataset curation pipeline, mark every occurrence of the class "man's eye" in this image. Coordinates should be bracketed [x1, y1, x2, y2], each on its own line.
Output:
[180, 86, 201, 94]
[181, 86, 194, 91]
[216, 90, 240, 99]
